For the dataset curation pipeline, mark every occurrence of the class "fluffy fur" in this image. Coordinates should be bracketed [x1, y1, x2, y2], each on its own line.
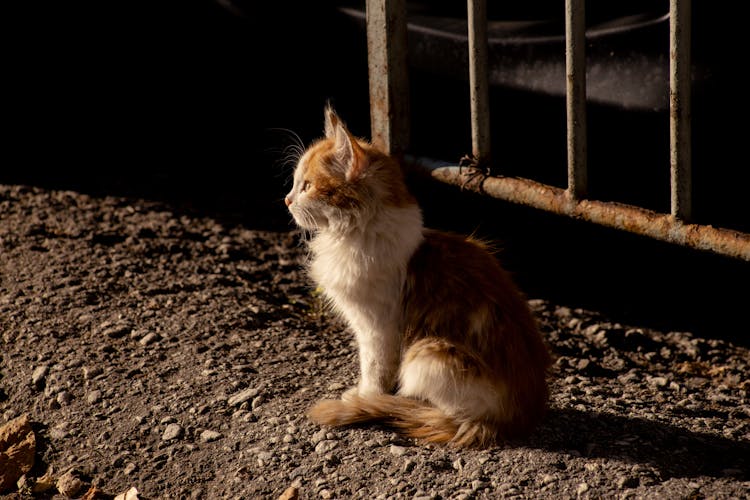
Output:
[285, 106, 552, 448]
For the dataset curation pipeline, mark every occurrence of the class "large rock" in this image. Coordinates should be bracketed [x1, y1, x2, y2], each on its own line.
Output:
[0, 413, 36, 492]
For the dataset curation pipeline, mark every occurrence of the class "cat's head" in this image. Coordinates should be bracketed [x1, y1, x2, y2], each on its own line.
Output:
[285, 106, 415, 232]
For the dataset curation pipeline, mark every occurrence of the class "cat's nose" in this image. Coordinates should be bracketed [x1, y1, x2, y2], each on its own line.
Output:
[284, 196, 292, 207]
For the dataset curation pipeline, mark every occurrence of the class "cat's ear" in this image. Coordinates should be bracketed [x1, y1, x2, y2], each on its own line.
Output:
[325, 106, 366, 181]
[324, 105, 339, 139]
[332, 122, 366, 182]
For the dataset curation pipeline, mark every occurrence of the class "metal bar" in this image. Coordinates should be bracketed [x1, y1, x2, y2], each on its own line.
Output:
[412, 159, 750, 261]
[565, 0, 588, 199]
[366, 0, 410, 156]
[467, 0, 491, 159]
[669, 0, 692, 220]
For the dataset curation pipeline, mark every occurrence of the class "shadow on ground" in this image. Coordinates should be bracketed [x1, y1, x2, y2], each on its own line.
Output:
[531, 408, 749, 481]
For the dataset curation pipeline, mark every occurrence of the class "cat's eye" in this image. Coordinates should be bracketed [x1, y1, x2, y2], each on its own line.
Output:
[300, 180, 311, 192]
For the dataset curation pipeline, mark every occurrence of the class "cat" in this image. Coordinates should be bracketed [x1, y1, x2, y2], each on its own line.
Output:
[285, 105, 552, 447]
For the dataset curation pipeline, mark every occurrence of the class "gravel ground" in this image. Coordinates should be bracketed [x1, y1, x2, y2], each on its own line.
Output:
[1, 183, 749, 499]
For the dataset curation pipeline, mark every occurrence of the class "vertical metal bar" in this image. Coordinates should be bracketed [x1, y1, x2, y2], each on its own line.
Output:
[467, 0, 491, 160]
[565, 0, 588, 199]
[670, 0, 692, 220]
[366, 0, 410, 156]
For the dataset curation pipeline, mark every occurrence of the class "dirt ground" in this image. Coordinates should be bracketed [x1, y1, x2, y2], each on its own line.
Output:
[1, 182, 749, 499]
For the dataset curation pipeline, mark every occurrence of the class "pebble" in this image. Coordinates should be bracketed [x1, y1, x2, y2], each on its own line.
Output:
[311, 428, 328, 445]
[278, 486, 299, 500]
[56, 469, 83, 498]
[452, 457, 465, 471]
[616, 475, 639, 489]
[577, 482, 590, 495]
[82, 366, 103, 380]
[101, 322, 132, 339]
[541, 474, 556, 485]
[162, 423, 184, 441]
[123, 462, 138, 475]
[314, 440, 338, 454]
[57, 391, 73, 405]
[31, 365, 49, 387]
[389, 445, 407, 457]
[227, 387, 260, 407]
[200, 430, 222, 442]
[87, 390, 103, 404]
[402, 459, 416, 473]
[257, 450, 274, 466]
[49, 423, 69, 440]
[648, 376, 669, 388]
[139, 332, 160, 346]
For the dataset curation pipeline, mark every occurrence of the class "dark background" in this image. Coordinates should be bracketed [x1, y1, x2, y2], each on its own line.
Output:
[4, 1, 748, 344]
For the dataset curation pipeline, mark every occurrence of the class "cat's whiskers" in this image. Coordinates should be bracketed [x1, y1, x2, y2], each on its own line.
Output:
[267, 128, 307, 182]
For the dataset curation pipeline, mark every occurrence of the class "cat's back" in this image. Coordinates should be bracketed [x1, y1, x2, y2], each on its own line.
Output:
[403, 228, 547, 362]
[405, 228, 523, 305]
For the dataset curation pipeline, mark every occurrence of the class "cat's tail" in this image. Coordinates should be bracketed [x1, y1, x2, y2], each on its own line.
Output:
[308, 394, 497, 448]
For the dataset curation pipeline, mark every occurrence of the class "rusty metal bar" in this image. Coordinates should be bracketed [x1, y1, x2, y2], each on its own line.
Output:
[669, 0, 692, 220]
[565, 0, 588, 199]
[467, 0, 491, 159]
[366, 0, 410, 156]
[412, 158, 750, 261]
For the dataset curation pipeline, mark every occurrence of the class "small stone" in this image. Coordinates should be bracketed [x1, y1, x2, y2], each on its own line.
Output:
[256, 450, 274, 466]
[648, 376, 668, 388]
[200, 430, 222, 442]
[123, 462, 138, 475]
[86, 390, 102, 404]
[389, 445, 407, 457]
[402, 459, 416, 473]
[227, 387, 260, 407]
[138, 332, 159, 346]
[452, 457, 465, 471]
[251, 396, 264, 410]
[282, 434, 295, 443]
[114, 486, 140, 500]
[56, 469, 84, 498]
[314, 440, 338, 454]
[319, 489, 332, 499]
[616, 475, 639, 489]
[31, 365, 49, 388]
[162, 423, 183, 441]
[278, 486, 299, 500]
[541, 474, 556, 485]
[82, 366, 103, 381]
[101, 322, 132, 339]
[49, 423, 69, 440]
[577, 483, 589, 496]
[310, 428, 327, 445]
[30, 467, 55, 494]
[56, 391, 73, 406]
[471, 480, 487, 491]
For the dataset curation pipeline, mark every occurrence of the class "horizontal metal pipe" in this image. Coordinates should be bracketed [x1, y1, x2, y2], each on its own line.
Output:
[411, 158, 750, 261]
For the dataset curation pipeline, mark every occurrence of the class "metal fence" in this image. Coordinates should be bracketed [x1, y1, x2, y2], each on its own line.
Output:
[365, 0, 750, 261]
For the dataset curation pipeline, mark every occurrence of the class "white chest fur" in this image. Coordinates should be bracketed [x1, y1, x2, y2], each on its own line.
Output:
[308, 205, 423, 315]
[308, 204, 424, 395]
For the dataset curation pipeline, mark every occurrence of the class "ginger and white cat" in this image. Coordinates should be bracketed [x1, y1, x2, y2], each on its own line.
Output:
[285, 106, 551, 447]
